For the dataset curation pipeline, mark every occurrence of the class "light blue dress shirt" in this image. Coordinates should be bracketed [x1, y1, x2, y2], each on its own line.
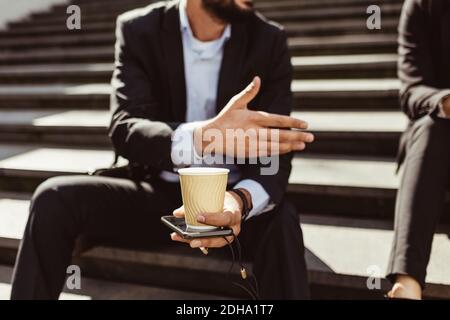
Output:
[163, 0, 270, 219]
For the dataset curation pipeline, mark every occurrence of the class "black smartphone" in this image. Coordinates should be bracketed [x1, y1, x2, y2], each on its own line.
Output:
[161, 215, 233, 239]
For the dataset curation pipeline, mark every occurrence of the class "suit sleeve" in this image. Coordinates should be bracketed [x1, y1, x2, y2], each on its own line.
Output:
[239, 29, 294, 206]
[398, 0, 450, 120]
[109, 16, 180, 171]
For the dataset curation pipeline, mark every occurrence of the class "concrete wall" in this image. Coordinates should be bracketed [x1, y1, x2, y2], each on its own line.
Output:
[0, 0, 69, 30]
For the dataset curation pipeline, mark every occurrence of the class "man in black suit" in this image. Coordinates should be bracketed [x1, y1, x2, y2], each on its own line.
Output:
[386, 0, 450, 299]
[11, 0, 314, 299]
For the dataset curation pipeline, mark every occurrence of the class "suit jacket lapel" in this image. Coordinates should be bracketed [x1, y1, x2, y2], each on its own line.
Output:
[216, 22, 248, 113]
[161, 1, 187, 122]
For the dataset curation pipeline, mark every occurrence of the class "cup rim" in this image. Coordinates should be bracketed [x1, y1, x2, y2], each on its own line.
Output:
[177, 167, 230, 176]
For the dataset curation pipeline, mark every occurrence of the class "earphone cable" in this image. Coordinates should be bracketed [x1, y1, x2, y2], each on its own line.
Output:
[223, 234, 259, 300]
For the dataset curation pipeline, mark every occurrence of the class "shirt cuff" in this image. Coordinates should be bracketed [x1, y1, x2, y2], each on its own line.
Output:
[171, 121, 204, 168]
[234, 179, 271, 220]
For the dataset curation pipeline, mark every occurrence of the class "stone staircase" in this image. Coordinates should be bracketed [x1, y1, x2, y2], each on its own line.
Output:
[0, 0, 449, 299]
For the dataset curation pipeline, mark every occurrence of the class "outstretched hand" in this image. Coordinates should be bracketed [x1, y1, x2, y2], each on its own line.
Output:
[194, 76, 314, 157]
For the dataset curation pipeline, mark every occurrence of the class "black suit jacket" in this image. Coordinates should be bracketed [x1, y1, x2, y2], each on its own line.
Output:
[109, 0, 293, 205]
[397, 0, 450, 164]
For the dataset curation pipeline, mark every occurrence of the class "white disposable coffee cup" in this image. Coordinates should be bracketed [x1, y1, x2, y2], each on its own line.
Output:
[178, 167, 229, 231]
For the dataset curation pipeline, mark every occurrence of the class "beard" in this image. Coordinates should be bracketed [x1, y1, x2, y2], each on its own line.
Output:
[201, 0, 254, 24]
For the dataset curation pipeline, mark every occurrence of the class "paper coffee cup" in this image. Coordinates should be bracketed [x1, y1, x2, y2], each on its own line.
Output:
[178, 167, 229, 231]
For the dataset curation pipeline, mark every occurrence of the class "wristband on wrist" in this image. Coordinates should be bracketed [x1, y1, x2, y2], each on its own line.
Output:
[230, 189, 252, 221]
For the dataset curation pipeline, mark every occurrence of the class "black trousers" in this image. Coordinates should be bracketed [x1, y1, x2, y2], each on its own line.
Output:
[10, 175, 309, 299]
[387, 113, 450, 288]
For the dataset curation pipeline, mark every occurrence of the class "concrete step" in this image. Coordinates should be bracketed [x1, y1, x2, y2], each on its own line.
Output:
[293, 54, 397, 79]
[300, 214, 450, 299]
[0, 144, 118, 177]
[297, 111, 406, 157]
[238, 0, 404, 11]
[1, 145, 439, 219]
[0, 83, 110, 109]
[287, 154, 400, 219]
[44, 0, 402, 16]
[0, 33, 397, 57]
[268, 0, 404, 14]
[0, 63, 114, 84]
[0, 109, 110, 146]
[0, 80, 400, 110]
[264, 3, 402, 23]
[1, 146, 402, 187]
[68, 0, 401, 6]
[293, 79, 399, 109]
[284, 155, 439, 220]
[253, 0, 402, 3]
[285, 18, 398, 37]
[0, 33, 115, 50]
[13, 2, 401, 27]
[1, 17, 397, 40]
[0, 144, 120, 192]
[0, 54, 397, 84]
[0, 109, 407, 156]
[0, 22, 116, 38]
[0, 47, 113, 65]
[39, 0, 316, 20]
[0, 29, 395, 52]
[0, 264, 229, 300]
[289, 34, 397, 56]
[41, 0, 346, 19]
[0, 199, 448, 299]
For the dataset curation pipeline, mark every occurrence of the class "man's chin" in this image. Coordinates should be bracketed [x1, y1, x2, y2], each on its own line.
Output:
[227, 10, 253, 23]
[218, 10, 253, 24]
[240, 0, 254, 10]
[202, 1, 254, 24]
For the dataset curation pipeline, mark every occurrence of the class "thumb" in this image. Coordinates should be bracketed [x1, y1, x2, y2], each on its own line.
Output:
[173, 206, 185, 218]
[230, 76, 261, 108]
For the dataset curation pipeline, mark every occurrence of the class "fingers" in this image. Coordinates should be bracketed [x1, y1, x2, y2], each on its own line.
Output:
[270, 128, 315, 144]
[170, 210, 240, 249]
[254, 111, 309, 129]
[270, 142, 306, 154]
[171, 232, 234, 248]
[247, 142, 305, 156]
[231, 129, 313, 157]
[230, 76, 261, 107]
[197, 210, 239, 227]
[171, 232, 190, 244]
[190, 236, 234, 248]
[233, 141, 304, 158]
[173, 206, 185, 218]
